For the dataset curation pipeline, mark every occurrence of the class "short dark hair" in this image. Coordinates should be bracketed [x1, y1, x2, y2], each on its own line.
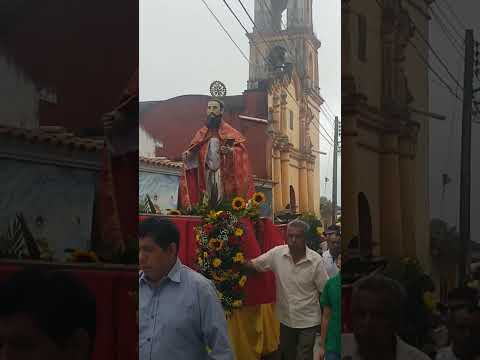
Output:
[326, 224, 341, 235]
[352, 274, 406, 322]
[139, 216, 180, 252]
[0, 267, 96, 353]
[448, 287, 477, 309]
[209, 98, 225, 110]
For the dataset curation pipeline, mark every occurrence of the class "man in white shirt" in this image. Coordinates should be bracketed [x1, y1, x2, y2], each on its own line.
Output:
[322, 225, 341, 277]
[245, 219, 329, 360]
[342, 274, 430, 360]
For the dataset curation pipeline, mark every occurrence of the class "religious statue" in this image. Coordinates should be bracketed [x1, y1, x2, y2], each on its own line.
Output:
[179, 81, 255, 209]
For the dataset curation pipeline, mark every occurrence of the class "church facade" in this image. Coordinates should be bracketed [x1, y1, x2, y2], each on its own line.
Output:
[248, 0, 323, 216]
[141, 0, 324, 218]
[342, 0, 432, 271]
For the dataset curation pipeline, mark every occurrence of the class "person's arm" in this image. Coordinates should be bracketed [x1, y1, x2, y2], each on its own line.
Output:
[199, 281, 234, 360]
[319, 281, 332, 359]
[319, 306, 331, 357]
[246, 246, 277, 273]
[314, 259, 330, 293]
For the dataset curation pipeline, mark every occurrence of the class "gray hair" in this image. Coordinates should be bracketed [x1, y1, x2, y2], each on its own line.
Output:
[287, 219, 310, 234]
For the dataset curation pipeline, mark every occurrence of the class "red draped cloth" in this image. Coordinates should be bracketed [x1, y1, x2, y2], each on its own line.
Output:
[138, 215, 286, 305]
[0, 265, 137, 360]
[179, 121, 255, 208]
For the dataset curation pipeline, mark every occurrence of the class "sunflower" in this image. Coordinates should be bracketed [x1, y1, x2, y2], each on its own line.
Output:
[232, 300, 243, 308]
[212, 272, 226, 282]
[212, 258, 222, 268]
[69, 250, 98, 263]
[316, 226, 324, 236]
[232, 196, 246, 211]
[238, 275, 247, 288]
[198, 257, 204, 267]
[234, 227, 244, 237]
[208, 210, 218, 220]
[208, 238, 223, 251]
[233, 252, 245, 264]
[251, 192, 266, 206]
[168, 209, 182, 216]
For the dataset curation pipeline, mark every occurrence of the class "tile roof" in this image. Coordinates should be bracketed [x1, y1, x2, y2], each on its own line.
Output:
[139, 156, 183, 169]
[0, 126, 104, 152]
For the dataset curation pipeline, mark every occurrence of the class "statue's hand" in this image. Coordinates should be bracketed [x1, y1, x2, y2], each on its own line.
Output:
[182, 150, 191, 162]
[220, 145, 233, 156]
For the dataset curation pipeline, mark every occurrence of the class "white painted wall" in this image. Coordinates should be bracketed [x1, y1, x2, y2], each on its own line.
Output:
[0, 54, 38, 128]
[139, 125, 161, 157]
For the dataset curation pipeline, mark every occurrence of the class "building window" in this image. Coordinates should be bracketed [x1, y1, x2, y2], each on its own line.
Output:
[358, 14, 367, 62]
[289, 110, 294, 130]
[281, 9, 288, 30]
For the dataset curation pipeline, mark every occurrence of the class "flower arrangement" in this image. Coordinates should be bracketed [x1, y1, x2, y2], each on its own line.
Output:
[65, 249, 99, 263]
[195, 192, 266, 315]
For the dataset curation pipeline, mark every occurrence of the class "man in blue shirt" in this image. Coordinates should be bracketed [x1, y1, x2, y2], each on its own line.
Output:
[139, 216, 234, 360]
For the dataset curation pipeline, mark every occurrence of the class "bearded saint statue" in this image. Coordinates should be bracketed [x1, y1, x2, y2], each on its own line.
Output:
[179, 96, 255, 209]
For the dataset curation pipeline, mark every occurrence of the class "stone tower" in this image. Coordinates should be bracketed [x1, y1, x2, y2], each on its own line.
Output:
[248, 0, 320, 97]
[248, 0, 323, 216]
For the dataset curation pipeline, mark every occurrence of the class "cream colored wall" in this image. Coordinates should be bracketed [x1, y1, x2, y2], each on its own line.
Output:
[0, 55, 38, 129]
[310, 106, 321, 217]
[357, 127, 382, 252]
[286, 82, 301, 150]
[289, 158, 300, 208]
[349, 0, 383, 109]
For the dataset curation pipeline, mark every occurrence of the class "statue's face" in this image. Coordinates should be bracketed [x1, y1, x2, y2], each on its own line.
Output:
[207, 101, 223, 117]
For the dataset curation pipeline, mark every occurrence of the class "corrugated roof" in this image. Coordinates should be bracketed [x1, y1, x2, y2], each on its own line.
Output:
[0, 126, 104, 152]
[139, 156, 183, 169]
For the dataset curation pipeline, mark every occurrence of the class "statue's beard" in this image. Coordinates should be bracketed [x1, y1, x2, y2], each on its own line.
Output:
[207, 115, 222, 129]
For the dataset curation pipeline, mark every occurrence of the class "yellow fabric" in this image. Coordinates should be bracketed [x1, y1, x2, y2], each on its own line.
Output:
[227, 304, 280, 360]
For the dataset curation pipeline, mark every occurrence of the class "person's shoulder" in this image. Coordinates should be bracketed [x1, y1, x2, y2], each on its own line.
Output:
[307, 247, 322, 259]
[397, 337, 431, 360]
[270, 244, 288, 256]
[434, 346, 454, 360]
[181, 265, 216, 294]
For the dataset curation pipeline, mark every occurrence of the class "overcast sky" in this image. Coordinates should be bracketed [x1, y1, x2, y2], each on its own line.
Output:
[428, 2, 480, 241]
[140, 0, 341, 203]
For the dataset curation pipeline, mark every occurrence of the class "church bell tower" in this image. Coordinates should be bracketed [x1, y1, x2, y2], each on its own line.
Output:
[248, 0, 320, 98]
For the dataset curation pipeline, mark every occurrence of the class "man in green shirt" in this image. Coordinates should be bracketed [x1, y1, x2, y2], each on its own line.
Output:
[319, 254, 341, 360]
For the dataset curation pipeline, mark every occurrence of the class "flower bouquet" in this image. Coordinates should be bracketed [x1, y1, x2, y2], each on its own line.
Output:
[195, 192, 266, 315]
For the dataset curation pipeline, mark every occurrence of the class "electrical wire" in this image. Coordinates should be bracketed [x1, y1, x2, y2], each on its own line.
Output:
[199, 0, 250, 63]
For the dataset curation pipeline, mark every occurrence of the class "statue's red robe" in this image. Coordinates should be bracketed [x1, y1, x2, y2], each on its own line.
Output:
[179, 120, 255, 208]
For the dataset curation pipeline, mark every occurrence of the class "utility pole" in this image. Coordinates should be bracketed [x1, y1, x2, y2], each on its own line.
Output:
[332, 116, 339, 226]
[459, 29, 474, 286]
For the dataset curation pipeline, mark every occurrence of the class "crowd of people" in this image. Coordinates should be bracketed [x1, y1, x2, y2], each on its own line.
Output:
[138, 216, 342, 360]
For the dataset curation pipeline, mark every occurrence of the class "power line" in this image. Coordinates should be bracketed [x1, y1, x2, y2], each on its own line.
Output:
[432, 1, 464, 43]
[222, 0, 250, 34]
[199, 0, 250, 63]
[410, 39, 462, 102]
[430, 5, 465, 58]
[374, 0, 462, 102]
[438, 0, 468, 31]
[408, 11, 464, 91]
[233, 0, 336, 146]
